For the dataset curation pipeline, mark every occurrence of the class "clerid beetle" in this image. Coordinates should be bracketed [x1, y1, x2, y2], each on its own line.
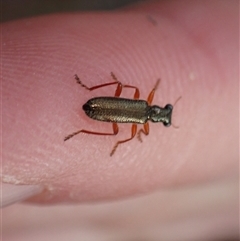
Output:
[64, 72, 181, 156]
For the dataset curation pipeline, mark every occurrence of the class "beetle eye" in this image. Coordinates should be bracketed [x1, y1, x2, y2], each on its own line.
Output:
[163, 121, 171, 127]
[165, 104, 173, 110]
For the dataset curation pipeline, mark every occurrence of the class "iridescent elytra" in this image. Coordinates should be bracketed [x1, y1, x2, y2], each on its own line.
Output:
[64, 72, 180, 156]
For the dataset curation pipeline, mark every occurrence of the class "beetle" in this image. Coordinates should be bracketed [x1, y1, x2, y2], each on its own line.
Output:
[64, 72, 180, 156]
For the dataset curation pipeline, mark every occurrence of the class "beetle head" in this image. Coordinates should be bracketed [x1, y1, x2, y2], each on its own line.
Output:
[149, 104, 173, 126]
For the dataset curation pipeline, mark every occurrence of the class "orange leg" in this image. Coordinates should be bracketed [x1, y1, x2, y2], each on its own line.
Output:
[74, 74, 123, 96]
[137, 123, 149, 142]
[111, 72, 140, 99]
[110, 124, 137, 156]
[64, 123, 119, 141]
[147, 79, 161, 105]
[75, 73, 140, 99]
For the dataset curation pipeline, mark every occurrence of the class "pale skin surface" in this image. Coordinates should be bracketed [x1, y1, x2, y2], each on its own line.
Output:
[2, 0, 239, 240]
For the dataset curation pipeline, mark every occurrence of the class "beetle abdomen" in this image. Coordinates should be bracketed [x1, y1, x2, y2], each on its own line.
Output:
[83, 97, 149, 124]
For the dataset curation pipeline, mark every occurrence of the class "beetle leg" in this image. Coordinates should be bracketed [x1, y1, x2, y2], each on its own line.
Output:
[110, 124, 137, 156]
[137, 123, 149, 142]
[64, 123, 119, 141]
[111, 72, 140, 99]
[110, 72, 118, 81]
[74, 74, 123, 96]
[147, 79, 161, 104]
[122, 84, 140, 99]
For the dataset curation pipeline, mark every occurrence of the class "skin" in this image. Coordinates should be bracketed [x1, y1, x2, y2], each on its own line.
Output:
[2, 0, 239, 240]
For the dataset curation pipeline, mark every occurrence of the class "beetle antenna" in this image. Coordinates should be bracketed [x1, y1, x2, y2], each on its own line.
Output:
[171, 96, 182, 128]
[173, 96, 182, 107]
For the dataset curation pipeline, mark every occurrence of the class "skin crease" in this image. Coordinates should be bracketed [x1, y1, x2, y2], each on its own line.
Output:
[2, 0, 239, 240]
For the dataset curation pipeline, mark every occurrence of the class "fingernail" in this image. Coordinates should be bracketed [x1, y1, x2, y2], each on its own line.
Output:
[1, 183, 43, 208]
